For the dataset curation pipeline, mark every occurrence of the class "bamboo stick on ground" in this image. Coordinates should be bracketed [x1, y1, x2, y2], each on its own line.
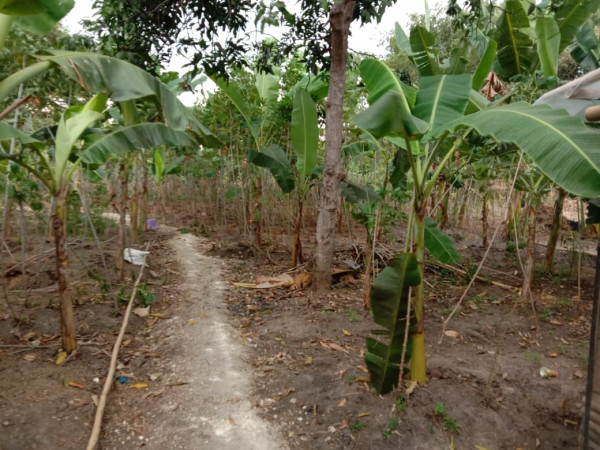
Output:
[86, 243, 149, 450]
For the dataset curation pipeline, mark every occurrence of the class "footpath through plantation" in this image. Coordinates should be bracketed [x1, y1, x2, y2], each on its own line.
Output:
[3, 0, 600, 448]
[0, 210, 593, 448]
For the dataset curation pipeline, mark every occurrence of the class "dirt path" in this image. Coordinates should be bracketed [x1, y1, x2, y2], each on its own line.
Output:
[121, 228, 286, 449]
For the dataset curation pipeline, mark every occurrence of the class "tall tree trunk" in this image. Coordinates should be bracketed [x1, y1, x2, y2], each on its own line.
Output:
[53, 190, 76, 354]
[314, 0, 355, 290]
[291, 198, 304, 268]
[521, 205, 536, 303]
[545, 188, 566, 273]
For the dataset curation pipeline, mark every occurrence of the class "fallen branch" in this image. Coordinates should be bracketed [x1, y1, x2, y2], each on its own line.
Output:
[86, 243, 149, 450]
[430, 260, 518, 291]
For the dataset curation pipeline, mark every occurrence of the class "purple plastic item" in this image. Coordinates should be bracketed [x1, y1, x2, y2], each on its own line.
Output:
[147, 218, 159, 230]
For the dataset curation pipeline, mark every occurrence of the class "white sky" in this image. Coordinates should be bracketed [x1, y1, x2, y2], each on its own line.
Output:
[63, 0, 445, 104]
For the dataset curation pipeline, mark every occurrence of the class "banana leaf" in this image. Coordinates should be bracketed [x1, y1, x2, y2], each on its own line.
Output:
[247, 144, 295, 193]
[413, 74, 472, 135]
[555, 0, 600, 52]
[365, 253, 421, 394]
[290, 88, 318, 178]
[351, 91, 428, 140]
[0, 51, 219, 147]
[0, 121, 43, 146]
[359, 58, 417, 108]
[535, 16, 560, 78]
[443, 102, 600, 198]
[409, 26, 440, 76]
[2, 0, 73, 34]
[493, 0, 535, 77]
[340, 180, 377, 204]
[212, 75, 259, 138]
[472, 39, 497, 91]
[424, 218, 460, 264]
[79, 123, 196, 164]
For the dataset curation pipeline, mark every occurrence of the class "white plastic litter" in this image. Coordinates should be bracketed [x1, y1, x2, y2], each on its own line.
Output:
[124, 248, 150, 266]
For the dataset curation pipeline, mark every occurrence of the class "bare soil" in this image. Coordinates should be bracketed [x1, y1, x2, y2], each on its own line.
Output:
[0, 208, 595, 449]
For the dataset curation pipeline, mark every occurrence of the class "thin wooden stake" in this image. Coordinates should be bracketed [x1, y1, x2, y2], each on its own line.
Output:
[86, 243, 149, 450]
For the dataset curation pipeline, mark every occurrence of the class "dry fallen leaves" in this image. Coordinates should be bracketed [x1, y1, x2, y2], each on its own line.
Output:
[444, 330, 461, 338]
[337, 398, 347, 407]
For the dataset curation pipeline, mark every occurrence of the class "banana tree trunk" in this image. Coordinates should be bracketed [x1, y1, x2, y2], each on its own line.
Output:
[362, 248, 373, 309]
[291, 198, 304, 268]
[457, 187, 469, 228]
[521, 205, 537, 302]
[506, 191, 522, 241]
[411, 207, 427, 382]
[314, 0, 355, 291]
[440, 181, 450, 230]
[482, 194, 489, 247]
[545, 188, 567, 273]
[131, 166, 139, 244]
[255, 176, 263, 249]
[117, 162, 129, 282]
[52, 190, 76, 354]
[140, 161, 148, 233]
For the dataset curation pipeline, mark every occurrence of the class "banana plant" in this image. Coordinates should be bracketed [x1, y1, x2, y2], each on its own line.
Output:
[212, 68, 322, 266]
[514, 168, 551, 303]
[152, 147, 185, 220]
[0, 95, 195, 353]
[354, 57, 600, 389]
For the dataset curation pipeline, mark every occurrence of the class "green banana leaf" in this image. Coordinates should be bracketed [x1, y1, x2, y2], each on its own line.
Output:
[212, 75, 259, 138]
[472, 39, 497, 91]
[389, 148, 410, 190]
[555, 0, 600, 52]
[247, 144, 295, 193]
[409, 25, 440, 76]
[54, 94, 106, 186]
[568, 21, 600, 72]
[424, 218, 460, 264]
[340, 180, 377, 204]
[351, 91, 428, 140]
[79, 123, 196, 165]
[0, 121, 43, 146]
[2, 0, 73, 34]
[365, 254, 421, 394]
[394, 22, 412, 55]
[493, 0, 535, 77]
[444, 102, 600, 198]
[290, 88, 318, 178]
[359, 58, 417, 108]
[413, 74, 472, 135]
[0, 51, 219, 147]
[152, 148, 165, 180]
[535, 16, 560, 78]
[255, 70, 279, 104]
[442, 47, 468, 75]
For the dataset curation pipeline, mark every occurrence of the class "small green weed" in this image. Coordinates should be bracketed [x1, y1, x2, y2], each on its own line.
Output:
[382, 417, 400, 440]
[137, 283, 156, 307]
[555, 296, 573, 308]
[539, 307, 556, 322]
[525, 351, 542, 364]
[350, 421, 366, 432]
[347, 374, 357, 384]
[346, 307, 360, 322]
[433, 402, 461, 434]
[396, 395, 407, 413]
